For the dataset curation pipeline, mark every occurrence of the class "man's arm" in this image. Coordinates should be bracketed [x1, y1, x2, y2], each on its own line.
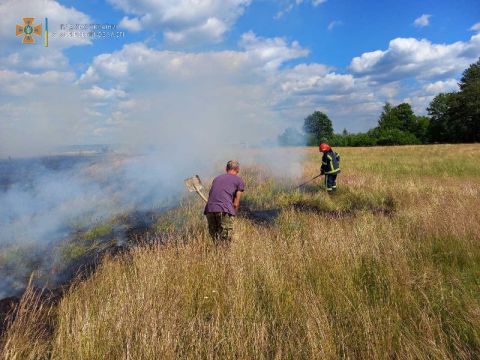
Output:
[233, 191, 243, 210]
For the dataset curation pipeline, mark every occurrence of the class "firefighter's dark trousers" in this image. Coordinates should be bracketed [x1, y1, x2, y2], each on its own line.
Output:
[325, 174, 337, 192]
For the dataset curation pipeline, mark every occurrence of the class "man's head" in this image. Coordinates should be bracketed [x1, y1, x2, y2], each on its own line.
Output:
[226, 160, 240, 174]
[319, 143, 331, 153]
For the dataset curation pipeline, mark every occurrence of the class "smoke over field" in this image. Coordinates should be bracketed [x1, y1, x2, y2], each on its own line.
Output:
[0, 153, 176, 297]
[0, 38, 311, 299]
[0, 142, 303, 298]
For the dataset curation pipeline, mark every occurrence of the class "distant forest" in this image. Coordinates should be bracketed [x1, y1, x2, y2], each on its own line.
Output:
[279, 58, 480, 146]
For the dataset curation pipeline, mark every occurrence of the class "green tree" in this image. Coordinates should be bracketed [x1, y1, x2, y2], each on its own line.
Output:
[378, 103, 402, 130]
[455, 58, 480, 142]
[303, 111, 334, 145]
[369, 128, 420, 145]
[378, 102, 417, 133]
[427, 58, 480, 143]
[415, 116, 431, 143]
[427, 92, 455, 142]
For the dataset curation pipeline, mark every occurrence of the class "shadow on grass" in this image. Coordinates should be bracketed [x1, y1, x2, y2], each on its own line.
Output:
[291, 188, 396, 218]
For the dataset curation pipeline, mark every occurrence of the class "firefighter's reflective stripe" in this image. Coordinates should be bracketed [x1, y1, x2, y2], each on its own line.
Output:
[327, 155, 334, 172]
[322, 150, 340, 175]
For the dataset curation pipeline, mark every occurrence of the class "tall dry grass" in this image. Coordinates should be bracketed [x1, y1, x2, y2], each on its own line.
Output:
[1, 144, 479, 359]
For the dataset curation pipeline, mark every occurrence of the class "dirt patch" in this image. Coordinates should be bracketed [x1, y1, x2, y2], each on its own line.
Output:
[238, 207, 281, 225]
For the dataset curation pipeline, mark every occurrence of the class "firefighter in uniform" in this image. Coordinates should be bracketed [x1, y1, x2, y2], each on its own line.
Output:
[319, 143, 340, 192]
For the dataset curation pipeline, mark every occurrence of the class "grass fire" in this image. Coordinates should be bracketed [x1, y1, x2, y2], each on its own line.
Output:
[1, 1, 480, 357]
[1, 144, 479, 359]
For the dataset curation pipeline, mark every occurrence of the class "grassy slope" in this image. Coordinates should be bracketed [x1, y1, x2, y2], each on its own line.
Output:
[2, 144, 480, 359]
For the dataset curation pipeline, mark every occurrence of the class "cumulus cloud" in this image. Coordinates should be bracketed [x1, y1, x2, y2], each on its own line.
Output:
[119, 16, 143, 32]
[470, 22, 480, 32]
[0, 69, 75, 96]
[164, 17, 227, 44]
[413, 14, 432, 28]
[2, 21, 478, 155]
[106, 0, 251, 45]
[279, 64, 353, 94]
[2, 30, 311, 156]
[423, 79, 459, 94]
[273, 64, 386, 131]
[239, 32, 309, 70]
[0, 48, 69, 71]
[349, 34, 480, 83]
[85, 86, 127, 100]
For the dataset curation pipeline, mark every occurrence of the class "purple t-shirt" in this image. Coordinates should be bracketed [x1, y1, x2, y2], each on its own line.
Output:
[204, 173, 245, 216]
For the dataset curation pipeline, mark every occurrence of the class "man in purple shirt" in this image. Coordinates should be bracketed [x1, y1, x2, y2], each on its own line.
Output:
[204, 160, 245, 244]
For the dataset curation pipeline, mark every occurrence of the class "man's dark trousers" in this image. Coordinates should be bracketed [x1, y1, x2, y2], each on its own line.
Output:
[206, 212, 234, 244]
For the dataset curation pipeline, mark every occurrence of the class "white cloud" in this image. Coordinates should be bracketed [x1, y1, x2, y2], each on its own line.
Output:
[0, 48, 69, 71]
[75, 41, 286, 149]
[423, 79, 458, 94]
[0, 69, 75, 96]
[106, 0, 251, 45]
[239, 31, 309, 70]
[119, 16, 143, 32]
[401, 94, 434, 115]
[85, 85, 127, 100]
[349, 34, 480, 83]
[470, 22, 480, 32]
[279, 64, 353, 94]
[2, 24, 478, 155]
[164, 17, 227, 44]
[273, 65, 386, 131]
[413, 14, 431, 28]
[328, 20, 343, 31]
[3, 30, 298, 154]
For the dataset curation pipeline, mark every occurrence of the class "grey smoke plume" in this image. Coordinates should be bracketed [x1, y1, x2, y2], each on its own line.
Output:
[0, 43, 306, 298]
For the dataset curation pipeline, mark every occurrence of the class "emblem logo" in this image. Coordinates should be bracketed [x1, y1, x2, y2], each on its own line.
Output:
[16, 17, 42, 44]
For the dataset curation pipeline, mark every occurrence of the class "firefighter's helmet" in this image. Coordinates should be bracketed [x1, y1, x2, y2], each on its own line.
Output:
[319, 143, 331, 152]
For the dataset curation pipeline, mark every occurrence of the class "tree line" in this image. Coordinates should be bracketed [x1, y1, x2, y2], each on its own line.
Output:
[278, 58, 480, 146]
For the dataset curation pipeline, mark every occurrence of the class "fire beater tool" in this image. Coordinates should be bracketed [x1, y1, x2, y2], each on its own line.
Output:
[295, 174, 322, 189]
[184, 175, 208, 203]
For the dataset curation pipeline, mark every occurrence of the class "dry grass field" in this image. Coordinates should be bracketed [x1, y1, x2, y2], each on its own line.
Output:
[1, 144, 480, 359]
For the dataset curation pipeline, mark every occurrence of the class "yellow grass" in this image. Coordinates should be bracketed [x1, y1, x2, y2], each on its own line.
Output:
[2, 144, 480, 359]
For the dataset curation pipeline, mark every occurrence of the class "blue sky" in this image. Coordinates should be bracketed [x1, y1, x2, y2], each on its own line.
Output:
[0, 0, 479, 155]
[61, 0, 480, 70]
[235, 0, 479, 66]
